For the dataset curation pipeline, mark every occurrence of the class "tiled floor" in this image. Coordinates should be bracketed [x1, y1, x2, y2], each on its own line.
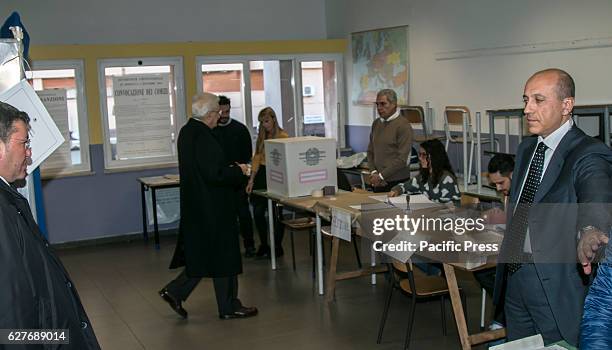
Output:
[57, 234, 494, 350]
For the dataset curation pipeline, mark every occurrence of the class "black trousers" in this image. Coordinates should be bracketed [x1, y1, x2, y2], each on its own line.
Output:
[236, 189, 255, 249]
[164, 269, 241, 315]
[250, 166, 284, 248]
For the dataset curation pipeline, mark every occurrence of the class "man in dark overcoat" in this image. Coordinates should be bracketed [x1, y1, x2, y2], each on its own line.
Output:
[0, 101, 100, 348]
[159, 92, 258, 320]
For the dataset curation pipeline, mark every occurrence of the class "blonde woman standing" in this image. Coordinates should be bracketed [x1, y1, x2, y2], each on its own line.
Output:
[246, 107, 289, 258]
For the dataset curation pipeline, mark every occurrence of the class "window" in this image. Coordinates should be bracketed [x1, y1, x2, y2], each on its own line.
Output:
[98, 57, 185, 170]
[298, 59, 341, 139]
[196, 54, 345, 147]
[25, 59, 91, 177]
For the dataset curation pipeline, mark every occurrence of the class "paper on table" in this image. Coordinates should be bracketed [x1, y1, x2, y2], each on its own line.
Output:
[490, 334, 564, 350]
[369, 194, 442, 210]
[349, 202, 395, 211]
[0, 80, 65, 173]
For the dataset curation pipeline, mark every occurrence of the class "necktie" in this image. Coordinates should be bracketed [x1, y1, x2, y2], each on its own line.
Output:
[505, 142, 547, 274]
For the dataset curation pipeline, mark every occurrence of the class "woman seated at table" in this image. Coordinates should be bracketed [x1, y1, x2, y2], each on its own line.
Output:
[246, 107, 289, 258]
[388, 139, 461, 204]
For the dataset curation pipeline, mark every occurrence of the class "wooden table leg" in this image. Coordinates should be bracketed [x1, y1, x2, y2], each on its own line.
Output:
[325, 236, 340, 302]
[443, 263, 471, 350]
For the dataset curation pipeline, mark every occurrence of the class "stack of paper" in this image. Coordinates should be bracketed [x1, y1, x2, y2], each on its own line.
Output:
[367, 194, 442, 210]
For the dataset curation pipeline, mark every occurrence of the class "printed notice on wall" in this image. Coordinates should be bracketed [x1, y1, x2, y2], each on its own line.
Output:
[37, 89, 71, 170]
[113, 74, 173, 159]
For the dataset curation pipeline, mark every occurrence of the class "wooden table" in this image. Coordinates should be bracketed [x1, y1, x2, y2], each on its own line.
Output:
[252, 190, 384, 295]
[310, 192, 389, 300]
[401, 206, 506, 349]
[322, 200, 507, 349]
[137, 175, 180, 249]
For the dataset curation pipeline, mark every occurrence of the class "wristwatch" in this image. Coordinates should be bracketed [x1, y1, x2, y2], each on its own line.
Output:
[579, 225, 598, 239]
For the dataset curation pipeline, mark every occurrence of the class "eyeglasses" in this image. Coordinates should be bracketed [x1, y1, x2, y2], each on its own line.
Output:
[13, 138, 31, 150]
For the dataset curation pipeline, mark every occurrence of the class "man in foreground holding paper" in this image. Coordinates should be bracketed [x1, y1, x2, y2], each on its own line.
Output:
[0, 101, 100, 349]
[493, 69, 612, 346]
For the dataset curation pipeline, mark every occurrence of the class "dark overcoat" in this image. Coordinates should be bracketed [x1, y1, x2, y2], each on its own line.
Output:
[169, 118, 245, 277]
[0, 181, 100, 349]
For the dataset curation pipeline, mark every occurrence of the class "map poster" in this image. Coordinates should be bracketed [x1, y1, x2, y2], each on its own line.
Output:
[351, 26, 409, 105]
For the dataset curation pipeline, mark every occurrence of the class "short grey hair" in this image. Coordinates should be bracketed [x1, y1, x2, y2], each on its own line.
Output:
[192, 92, 219, 118]
[376, 89, 397, 105]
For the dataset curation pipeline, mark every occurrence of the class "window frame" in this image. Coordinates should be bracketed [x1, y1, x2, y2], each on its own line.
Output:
[195, 53, 346, 147]
[97, 56, 186, 171]
[27, 59, 92, 178]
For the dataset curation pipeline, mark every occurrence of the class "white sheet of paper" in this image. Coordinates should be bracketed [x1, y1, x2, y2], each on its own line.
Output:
[0, 80, 65, 173]
[490, 334, 545, 350]
[369, 194, 442, 210]
[331, 207, 352, 242]
[113, 74, 173, 159]
[36, 89, 71, 170]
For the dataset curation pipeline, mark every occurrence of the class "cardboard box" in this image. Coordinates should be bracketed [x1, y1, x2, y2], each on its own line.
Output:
[264, 136, 337, 197]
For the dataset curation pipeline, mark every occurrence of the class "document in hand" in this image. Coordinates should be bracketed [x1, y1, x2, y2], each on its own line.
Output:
[490, 334, 567, 350]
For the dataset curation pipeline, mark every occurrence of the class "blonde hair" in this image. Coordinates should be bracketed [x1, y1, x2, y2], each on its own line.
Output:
[191, 92, 219, 118]
[255, 107, 283, 155]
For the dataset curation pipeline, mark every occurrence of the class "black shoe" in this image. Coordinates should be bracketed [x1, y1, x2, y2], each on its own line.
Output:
[244, 247, 256, 258]
[159, 288, 187, 319]
[219, 306, 258, 320]
[255, 245, 270, 258]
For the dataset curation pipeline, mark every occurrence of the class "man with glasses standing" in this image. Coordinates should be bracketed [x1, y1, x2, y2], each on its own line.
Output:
[0, 101, 101, 349]
[367, 89, 414, 192]
[213, 95, 256, 257]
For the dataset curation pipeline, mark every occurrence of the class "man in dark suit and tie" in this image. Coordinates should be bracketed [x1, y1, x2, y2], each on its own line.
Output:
[493, 68, 612, 346]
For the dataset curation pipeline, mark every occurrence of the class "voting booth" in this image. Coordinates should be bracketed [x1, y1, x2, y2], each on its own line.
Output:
[264, 136, 337, 197]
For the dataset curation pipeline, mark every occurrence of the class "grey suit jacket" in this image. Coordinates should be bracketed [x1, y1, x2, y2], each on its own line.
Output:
[493, 126, 612, 346]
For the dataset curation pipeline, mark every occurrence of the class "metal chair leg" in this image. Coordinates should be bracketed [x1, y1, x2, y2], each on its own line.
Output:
[460, 289, 468, 322]
[441, 295, 447, 336]
[352, 235, 362, 269]
[377, 263, 395, 344]
[404, 293, 417, 350]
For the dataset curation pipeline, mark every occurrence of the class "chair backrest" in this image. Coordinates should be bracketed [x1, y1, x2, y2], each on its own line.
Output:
[444, 106, 473, 140]
[400, 106, 429, 135]
[460, 193, 480, 206]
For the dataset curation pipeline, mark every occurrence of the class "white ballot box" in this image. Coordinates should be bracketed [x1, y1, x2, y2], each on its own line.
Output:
[264, 136, 337, 197]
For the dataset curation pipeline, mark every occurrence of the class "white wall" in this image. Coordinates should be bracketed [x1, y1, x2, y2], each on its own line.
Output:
[328, 0, 612, 134]
[1, 0, 327, 44]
